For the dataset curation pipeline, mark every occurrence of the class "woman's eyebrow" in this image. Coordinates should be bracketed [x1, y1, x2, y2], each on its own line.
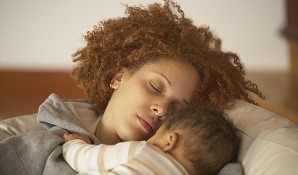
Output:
[158, 73, 172, 87]
[156, 72, 189, 106]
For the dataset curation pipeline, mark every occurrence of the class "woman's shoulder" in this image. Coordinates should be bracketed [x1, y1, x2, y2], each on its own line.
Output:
[42, 93, 98, 120]
[0, 114, 44, 140]
[0, 93, 100, 140]
[41, 93, 100, 134]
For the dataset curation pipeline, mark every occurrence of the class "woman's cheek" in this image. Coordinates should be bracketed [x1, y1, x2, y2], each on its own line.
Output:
[133, 84, 154, 108]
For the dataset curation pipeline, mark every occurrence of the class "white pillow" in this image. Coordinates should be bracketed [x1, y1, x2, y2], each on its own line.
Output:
[225, 100, 298, 175]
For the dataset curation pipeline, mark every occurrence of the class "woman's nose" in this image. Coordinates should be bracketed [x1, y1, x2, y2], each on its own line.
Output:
[150, 103, 169, 120]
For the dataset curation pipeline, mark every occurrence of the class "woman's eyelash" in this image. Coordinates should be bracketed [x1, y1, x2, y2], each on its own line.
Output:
[149, 82, 176, 113]
[149, 82, 161, 94]
[171, 105, 176, 113]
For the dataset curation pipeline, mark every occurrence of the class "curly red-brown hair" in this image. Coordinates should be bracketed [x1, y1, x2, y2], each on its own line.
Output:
[71, 0, 264, 115]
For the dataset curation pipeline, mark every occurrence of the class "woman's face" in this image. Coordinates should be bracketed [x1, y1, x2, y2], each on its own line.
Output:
[103, 58, 200, 142]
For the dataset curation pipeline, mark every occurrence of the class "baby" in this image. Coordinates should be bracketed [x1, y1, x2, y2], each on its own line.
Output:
[63, 106, 240, 175]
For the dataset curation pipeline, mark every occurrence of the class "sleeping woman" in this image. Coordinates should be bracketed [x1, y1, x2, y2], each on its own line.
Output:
[0, 0, 263, 174]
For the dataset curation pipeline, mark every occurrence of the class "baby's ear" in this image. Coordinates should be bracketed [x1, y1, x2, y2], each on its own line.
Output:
[162, 132, 178, 152]
[110, 67, 129, 89]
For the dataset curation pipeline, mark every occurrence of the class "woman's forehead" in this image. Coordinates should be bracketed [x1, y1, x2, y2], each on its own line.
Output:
[136, 58, 201, 97]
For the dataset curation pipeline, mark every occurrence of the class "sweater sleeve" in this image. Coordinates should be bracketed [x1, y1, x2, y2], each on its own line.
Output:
[63, 140, 143, 174]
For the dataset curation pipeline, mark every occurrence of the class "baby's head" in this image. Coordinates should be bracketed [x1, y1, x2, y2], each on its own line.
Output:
[148, 106, 240, 175]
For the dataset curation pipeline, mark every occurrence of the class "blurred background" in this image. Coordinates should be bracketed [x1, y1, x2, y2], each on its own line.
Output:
[0, 0, 297, 123]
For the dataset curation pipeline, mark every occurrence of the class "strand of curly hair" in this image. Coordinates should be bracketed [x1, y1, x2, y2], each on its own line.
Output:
[71, 0, 265, 115]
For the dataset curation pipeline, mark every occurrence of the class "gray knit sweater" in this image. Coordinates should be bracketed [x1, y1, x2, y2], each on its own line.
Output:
[0, 94, 101, 175]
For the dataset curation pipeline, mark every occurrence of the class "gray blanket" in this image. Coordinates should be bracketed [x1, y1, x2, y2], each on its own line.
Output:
[0, 94, 100, 175]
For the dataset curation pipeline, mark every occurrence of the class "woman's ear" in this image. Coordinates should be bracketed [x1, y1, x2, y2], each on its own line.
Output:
[162, 132, 178, 152]
[110, 67, 129, 89]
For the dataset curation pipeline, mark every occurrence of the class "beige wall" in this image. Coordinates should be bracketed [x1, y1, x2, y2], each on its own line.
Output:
[0, 0, 288, 71]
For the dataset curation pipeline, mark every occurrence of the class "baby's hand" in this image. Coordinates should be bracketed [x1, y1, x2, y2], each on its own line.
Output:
[63, 133, 91, 144]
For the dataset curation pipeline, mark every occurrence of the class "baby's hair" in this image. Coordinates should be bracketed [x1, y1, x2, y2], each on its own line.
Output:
[71, 0, 264, 114]
[164, 106, 240, 175]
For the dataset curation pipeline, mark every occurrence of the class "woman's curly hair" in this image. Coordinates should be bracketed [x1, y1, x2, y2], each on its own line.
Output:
[71, 0, 265, 115]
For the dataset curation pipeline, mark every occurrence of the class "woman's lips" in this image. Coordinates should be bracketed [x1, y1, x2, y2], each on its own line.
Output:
[138, 116, 154, 133]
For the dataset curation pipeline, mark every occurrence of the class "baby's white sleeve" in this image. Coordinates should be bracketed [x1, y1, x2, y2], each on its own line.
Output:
[62, 140, 141, 174]
[63, 139, 105, 174]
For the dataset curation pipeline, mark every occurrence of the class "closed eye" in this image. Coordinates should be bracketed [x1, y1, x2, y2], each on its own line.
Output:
[171, 105, 176, 114]
[149, 82, 161, 94]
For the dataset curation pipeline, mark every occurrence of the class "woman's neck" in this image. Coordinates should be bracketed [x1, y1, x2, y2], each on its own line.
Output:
[95, 115, 121, 145]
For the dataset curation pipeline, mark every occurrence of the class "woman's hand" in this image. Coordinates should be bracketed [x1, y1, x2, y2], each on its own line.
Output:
[63, 133, 91, 144]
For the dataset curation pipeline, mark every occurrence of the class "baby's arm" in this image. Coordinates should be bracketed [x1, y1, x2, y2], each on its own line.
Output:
[63, 133, 101, 174]
[63, 133, 141, 174]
